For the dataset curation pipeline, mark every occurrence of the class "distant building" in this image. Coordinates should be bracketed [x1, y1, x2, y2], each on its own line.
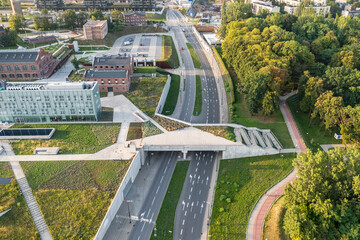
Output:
[252, 1, 280, 14]
[342, 9, 360, 17]
[0, 49, 58, 80]
[0, 81, 102, 123]
[0, 26, 6, 36]
[124, 12, 146, 26]
[83, 20, 108, 40]
[84, 69, 130, 92]
[131, 0, 155, 10]
[26, 36, 57, 45]
[277, 0, 327, 6]
[35, 0, 63, 10]
[187, 6, 197, 18]
[83, 0, 109, 9]
[284, 5, 330, 15]
[10, 0, 23, 15]
[93, 54, 134, 74]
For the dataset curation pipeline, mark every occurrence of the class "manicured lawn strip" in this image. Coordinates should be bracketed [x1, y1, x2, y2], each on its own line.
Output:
[134, 67, 158, 73]
[162, 74, 180, 115]
[146, 9, 167, 22]
[10, 124, 120, 155]
[100, 92, 108, 98]
[67, 70, 84, 81]
[286, 94, 341, 150]
[153, 115, 190, 131]
[150, 161, 190, 240]
[263, 196, 288, 240]
[196, 126, 236, 142]
[78, 25, 164, 47]
[142, 121, 163, 138]
[193, 75, 202, 116]
[159, 35, 180, 68]
[127, 123, 143, 141]
[186, 43, 202, 69]
[79, 46, 110, 51]
[126, 76, 167, 117]
[209, 154, 295, 239]
[232, 94, 293, 148]
[21, 160, 131, 238]
[0, 179, 39, 239]
[0, 162, 12, 178]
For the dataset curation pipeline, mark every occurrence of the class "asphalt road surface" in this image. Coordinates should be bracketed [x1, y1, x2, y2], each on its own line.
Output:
[128, 151, 178, 240]
[173, 152, 216, 240]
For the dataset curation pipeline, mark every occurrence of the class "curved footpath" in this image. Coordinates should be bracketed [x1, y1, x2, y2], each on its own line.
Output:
[246, 91, 306, 240]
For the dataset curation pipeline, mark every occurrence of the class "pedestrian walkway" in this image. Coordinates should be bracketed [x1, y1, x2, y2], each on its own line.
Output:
[3, 142, 52, 240]
[246, 91, 306, 240]
[117, 122, 130, 143]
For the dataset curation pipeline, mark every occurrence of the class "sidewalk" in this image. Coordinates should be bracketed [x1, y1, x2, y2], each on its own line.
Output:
[246, 91, 306, 240]
[3, 142, 52, 240]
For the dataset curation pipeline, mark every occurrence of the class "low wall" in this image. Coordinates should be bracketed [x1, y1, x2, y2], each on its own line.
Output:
[0, 128, 55, 140]
[94, 150, 145, 240]
[222, 145, 279, 159]
[155, 75, 172, 114]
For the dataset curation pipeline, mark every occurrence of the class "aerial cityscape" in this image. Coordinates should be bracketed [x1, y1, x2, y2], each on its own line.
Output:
[0, 0, 359, 240]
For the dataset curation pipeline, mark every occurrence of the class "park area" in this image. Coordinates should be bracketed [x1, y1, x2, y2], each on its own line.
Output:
[20, 160, 130, 239]
[209, 154, 295, 239]
[10, 124, 120, 155]
[126, 121, 163, 141]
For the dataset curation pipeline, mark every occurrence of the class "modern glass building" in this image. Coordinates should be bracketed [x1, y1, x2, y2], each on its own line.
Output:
[0, 81, 102, 123]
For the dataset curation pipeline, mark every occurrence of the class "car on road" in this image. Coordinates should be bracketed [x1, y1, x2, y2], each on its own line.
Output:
[181, 47, 184, 50]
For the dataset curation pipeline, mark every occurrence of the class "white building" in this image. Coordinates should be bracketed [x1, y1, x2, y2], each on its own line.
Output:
[277, 0, 327, 6]
[0, 81, 102, 123]
[284, 5, 330, 16]
[252, 1, 280, 14]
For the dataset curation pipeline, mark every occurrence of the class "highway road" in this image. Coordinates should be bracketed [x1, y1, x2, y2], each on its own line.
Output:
[127, 151, 178, 240]
[167, 8, 220, 124]
[173, 152, 216, 240]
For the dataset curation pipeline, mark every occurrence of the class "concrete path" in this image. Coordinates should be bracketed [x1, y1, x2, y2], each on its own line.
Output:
[2, 142, 52, 240]
[246, 91, 306, 240]
[320, 144, 346, 152]
[117, 122, 130, 143]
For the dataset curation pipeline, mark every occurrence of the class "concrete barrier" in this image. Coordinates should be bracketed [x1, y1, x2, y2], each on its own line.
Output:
[155, 75, 172, 114]
[94, 150, 146, 240]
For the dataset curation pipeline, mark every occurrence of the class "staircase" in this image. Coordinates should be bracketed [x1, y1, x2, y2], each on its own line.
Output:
[234, 127, 282, 150]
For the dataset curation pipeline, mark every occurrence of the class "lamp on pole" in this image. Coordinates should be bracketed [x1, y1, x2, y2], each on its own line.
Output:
[126, 200, 133, 223]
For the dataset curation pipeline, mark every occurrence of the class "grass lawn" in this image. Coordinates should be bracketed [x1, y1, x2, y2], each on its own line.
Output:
[134, 67, 158, 74]
[126, 76, 167, 117]
[0, 162, 12, 178]
[286, 94, 341, 150]
[193, 75, 202, 116]
[78, 57, 92, 65]
[162, 74, 180, 115]
[10, 124, 120, 155]
[0, 179, 39, 239]
[186, 43, 202, 69]
[150, 161, 190, 240]
[232, 94, 293, 148]
[100, 92, 108, 98]
[127, 123, 143, 141]
[43, 44, 63, 53]
[21, 160, 130, 239]
[263, 196, 289, 240]
[79, 46, 110, 51]
[78, 25, 163, 47]
[209, 154, 295, 239]
[127, 121, 163, 140]
[196, 126, 236, 142]
[146, 9, 167, 22]
[159, 35, 180, 69]
[153, 115, 190, 131]
[67, 69, 84, 81]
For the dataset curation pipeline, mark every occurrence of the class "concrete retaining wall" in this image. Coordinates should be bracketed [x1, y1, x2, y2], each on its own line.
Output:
[94, 150, 146, 240]
[0, 128, 56, 140]
[155, 75, 172, 114]
[222, 145, 279, 159]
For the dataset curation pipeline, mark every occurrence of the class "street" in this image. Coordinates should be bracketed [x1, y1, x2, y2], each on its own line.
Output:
[173, 152, 216, 240]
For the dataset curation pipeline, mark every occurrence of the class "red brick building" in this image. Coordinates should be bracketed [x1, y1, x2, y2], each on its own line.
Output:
[83, 20, 108, 40]
[27, 35, 56, 45]
[124, 12, 146, 26]
[93, 54, 134, 74]
[0, 49, 58, 79]
[84, 69, 130, 92]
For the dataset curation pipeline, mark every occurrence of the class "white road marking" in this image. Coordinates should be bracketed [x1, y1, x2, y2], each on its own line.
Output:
[194, 213, 197, 219]
[191, 227, 194, 233]
[188, 194, 191, 200]
[182, 219, 185, 225]
[160, 175, 164, 183]
[141, 222, 145, 232]
[199, 190, 202, 195]
[180, 229, 183, 235]
[185, 210, 187, 216]
[156, 186, 160, 194]
[190, 187, 193, 192]
[151, 197, 155, 206]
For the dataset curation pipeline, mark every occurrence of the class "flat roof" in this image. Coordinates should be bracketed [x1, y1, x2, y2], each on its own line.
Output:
[85, 69, 127, 79]
[94, 54, 132, 67]
[0, 50, 39, 63]
[0, 81, 97, 91]
[124, 11, 146, 16]
[84, 20, 107, 27]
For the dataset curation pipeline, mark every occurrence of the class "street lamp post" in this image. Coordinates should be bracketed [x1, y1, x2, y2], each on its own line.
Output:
[126, 200, 133, 224]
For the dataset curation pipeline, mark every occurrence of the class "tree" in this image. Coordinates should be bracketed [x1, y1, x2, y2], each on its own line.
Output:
[111, 9, 123, 23]
[300, 77, 325, 114]
[90, 10, 104, 20]
[340, 105, 360, 145]
[218, 0, 227, 39]
[283, 147, 360, 240]
[75, 11, 88, 28]
[63, 9, 77, 30]
[311, 91, 343, 133]
[33, 15, 51, 31]
[262, 91, 278, 117]
[9, 14, 25, 32]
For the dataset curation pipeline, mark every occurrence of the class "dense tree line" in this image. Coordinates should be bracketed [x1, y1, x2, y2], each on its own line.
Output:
[219, 0, 360, 144]
[283, 147, 360, 239]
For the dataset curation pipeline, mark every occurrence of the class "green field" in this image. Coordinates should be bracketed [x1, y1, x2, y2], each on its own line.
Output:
[67, 69, 84, 81]
[0, 162, 12, 178]
[150, 161, 190, 240]
[21, 160, 130, 239]
[134, 67, 158, 74]
[286, 94, 341, 150]
[146, 9, 167, 22]
[127, 123, 143, 141]
[186, 43, 202, 69]
[196, 126, 236, 142]
[159, 35, 180, 68]
[79, 46, 110, 51]
[162, 74, 180, 115]
[193, 75, 202, 116]
[209, 154, 295, 239]
[126, 76, 167, 117]
[127, 121, 163, 141]
[10, 124, 120, 155]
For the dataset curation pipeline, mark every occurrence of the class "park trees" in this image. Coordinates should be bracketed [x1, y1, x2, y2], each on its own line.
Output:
[9, 14, 25, 32]
[283, 147, 360, 240]
[63, 10, 77, 30]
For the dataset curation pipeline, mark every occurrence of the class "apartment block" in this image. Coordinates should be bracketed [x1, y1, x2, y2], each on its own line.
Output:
[35, 0, 63, 10]
[284, 5, 330, 15]
[83, 20, 108, 40]
[10, 0, 23, 15]
[83, 0, 109, 8]
[124, 12, 146, 26]
[0, 81, 102, 123]
[93, 54, 134, 74]
[84, 69, 130, 92]
[131, 0, 155, 10]
[252, 1, 280, 14]
[0, 49, 58, 80]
